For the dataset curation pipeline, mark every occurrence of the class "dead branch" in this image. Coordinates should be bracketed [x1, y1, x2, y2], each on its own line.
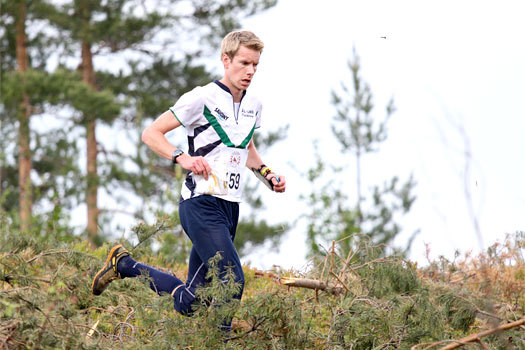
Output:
[0, 320, 19, 350]
[87, 307, 125, 317]
[254, 269, 347, 295]
[86, 320, 99, 339]
[25, 250, 84, 264]
[279, 277, 344, 295]
[438, 317, 525, 349]
[4, 274, 51, 284]
[411, 340, 465, 350]
[254, 270, 279, 280]
[329, 240, 335, 283]
[341, 245, 358, 283]
[226, 316, 267, 342]
[329, 271, 350, 293]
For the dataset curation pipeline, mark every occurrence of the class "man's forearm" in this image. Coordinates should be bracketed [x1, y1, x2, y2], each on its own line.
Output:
[246, 140, 264, 170]
[142, 128, 177, 160]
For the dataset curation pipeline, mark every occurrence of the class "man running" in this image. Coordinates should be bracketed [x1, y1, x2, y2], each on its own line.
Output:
[91, 30, 286, 331]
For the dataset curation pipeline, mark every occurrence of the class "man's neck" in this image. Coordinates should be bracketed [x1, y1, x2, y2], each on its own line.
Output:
[218, 78, 244, 102]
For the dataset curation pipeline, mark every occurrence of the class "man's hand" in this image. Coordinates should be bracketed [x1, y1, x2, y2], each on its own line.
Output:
[176, 154, 212, 180]
[266, 173, 286, 193]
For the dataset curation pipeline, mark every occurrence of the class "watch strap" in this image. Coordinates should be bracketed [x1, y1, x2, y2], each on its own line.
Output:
[172, 149, 184, 164]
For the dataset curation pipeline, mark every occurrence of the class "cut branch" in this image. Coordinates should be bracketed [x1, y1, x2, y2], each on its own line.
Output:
[438, 317, 525, 349]
[254, 269, 346, 295]
[279, 277, 344, 295]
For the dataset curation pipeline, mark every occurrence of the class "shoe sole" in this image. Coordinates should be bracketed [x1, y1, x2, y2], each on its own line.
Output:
[92, 244, 124, 295]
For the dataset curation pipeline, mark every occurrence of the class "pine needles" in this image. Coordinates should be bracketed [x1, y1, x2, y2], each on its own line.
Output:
[1, 220, 523, 349]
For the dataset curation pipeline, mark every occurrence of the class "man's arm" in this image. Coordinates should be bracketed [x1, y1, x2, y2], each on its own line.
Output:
[142, 110, 211, 179]
[246, 139, 286, 193]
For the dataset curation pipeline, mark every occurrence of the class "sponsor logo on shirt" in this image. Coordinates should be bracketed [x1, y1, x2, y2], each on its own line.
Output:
[241, 108, 256, 118]
[229, 151, 241, 168]
[214, 107, 229, 121]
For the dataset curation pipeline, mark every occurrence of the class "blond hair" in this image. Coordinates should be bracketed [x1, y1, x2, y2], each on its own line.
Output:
[221, 30, 264, 60]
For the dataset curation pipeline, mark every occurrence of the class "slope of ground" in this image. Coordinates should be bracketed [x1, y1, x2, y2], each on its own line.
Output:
[1, 226, 523, 349]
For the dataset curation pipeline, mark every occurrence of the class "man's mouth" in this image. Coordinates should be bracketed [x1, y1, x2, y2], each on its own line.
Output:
[242, 79, 251, 85]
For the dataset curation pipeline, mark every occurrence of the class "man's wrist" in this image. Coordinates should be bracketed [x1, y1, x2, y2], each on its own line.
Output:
[172, 149, 184, 164]
[257, 164, 273, 177]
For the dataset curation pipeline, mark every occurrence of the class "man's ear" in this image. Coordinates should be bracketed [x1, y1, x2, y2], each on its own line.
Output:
[222, 53, 231, 69]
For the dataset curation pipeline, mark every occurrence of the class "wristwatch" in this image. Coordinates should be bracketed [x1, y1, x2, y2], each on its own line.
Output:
[172, 149, 184, 164]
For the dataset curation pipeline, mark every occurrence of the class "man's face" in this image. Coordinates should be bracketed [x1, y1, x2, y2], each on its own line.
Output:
[222, 45, 261, 92]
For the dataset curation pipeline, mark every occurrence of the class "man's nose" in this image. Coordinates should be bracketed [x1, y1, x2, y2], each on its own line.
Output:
[247, 64, 255, 75]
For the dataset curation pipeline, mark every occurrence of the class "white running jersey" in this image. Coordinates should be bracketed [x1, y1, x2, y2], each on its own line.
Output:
[170, 80, 262, 203]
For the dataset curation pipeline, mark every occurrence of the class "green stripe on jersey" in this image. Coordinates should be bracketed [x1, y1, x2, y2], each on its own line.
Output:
[169, 107, 185, 127]
[203, 106, 235, 147]
[203, 106, 255, 149]
[237, 123, 256, 149]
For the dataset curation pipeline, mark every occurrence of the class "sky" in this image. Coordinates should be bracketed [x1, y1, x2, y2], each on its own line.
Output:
[228, 0, 525, 269]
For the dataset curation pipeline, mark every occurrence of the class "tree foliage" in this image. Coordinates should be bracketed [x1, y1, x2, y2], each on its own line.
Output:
[1, 0, 286, 255]
[303, 48, 417, 257]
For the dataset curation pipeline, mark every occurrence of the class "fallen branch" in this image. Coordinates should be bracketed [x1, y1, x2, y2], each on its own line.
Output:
[86, 320, 99, 339]
[254, 270, 279, 280]
[227, 316, 267, 341]
[25, 250, 87, 264]
[254, 269, 345, 295]
[411, 340, 465, 350]
[330, 271, 350, 293]
[438, 317, 525, 349]
[279, 277, 344, 295]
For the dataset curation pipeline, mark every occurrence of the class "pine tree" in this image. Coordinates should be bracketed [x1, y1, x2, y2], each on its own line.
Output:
[11, 0, 33, 232]
[43, 0, 281, 249]
[1, 0, 80, 233]
[2, 0, 286, 255]
[1, 0, 118, 239]
[39, 0, 164, 245]
[303, 48, 417, 256]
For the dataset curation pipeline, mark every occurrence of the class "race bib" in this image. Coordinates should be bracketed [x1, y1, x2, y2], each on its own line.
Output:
[193, 148, 248, 200]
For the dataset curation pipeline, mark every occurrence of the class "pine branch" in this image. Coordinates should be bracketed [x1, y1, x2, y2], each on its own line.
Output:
[279, 276, 344, 295]
[253, 268, 345, 294]
[24, 250, 68, 263]
[412, 317, 525, 350]
[226, 316, 267, 341]
[438, 317, 525, 349]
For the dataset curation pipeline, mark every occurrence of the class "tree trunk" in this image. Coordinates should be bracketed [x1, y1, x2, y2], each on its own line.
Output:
[354, 107, 363, 227]
[16, 0, 32, 232]
[356, 150, 362, 225]
[82, 41, 98, 246]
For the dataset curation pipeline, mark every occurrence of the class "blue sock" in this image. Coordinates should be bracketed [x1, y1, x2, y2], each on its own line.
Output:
[117, 255, 183, 295]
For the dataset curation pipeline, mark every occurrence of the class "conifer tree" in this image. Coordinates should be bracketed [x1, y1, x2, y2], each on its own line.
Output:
[304, 48, 417, 255]
[2, 0, 286, 254]
[1, 0, 118, 238]
[1, 0, 69, 232]
[44, 0, 280, 248]
[9, 0, 33, 232]
[40, 0, 164, 245]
